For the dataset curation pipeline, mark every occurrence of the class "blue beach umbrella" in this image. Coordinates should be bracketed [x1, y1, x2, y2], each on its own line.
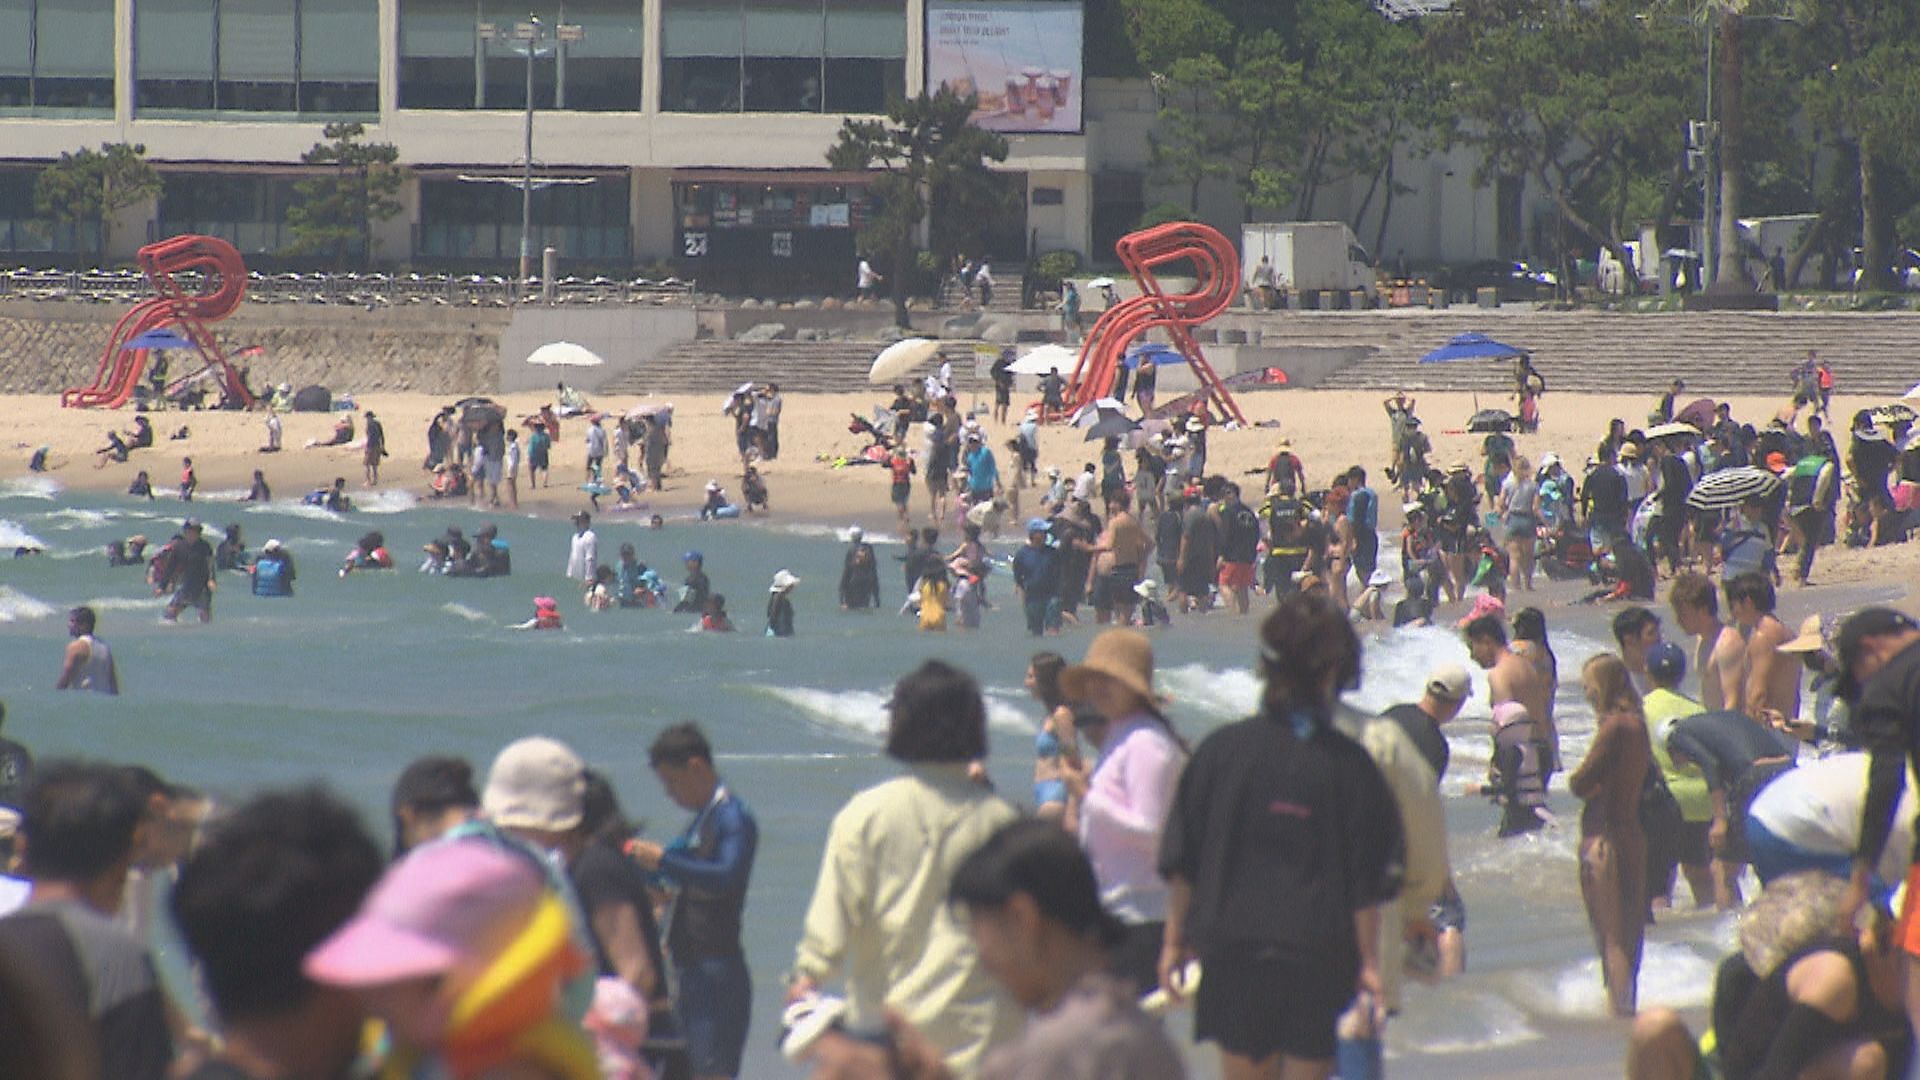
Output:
[1418, 332, 1528, 364]
[1121, 342, 1185, 369]
[121, 328, 197, 351]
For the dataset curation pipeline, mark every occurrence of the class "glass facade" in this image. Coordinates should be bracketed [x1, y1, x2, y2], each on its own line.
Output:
[662, 0, 903, 114]
[0, 0, 116, 112]
[398, 0, 642, 111]
[416, 173, 632, 262]
[156, 173, 301, 255]
[134, 0, 377, 114]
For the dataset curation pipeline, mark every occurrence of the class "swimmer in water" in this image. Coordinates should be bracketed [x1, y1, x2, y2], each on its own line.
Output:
[699, 593, 734, 633]
[514, 596, 564, 630]
[339, 531, 393, 576]
[56, 606, 119, 695]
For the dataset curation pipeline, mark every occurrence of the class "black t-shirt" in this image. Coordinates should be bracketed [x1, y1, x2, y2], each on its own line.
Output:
[1854, 638, 1920, 866]
[0, 736, 33, 808]
[1221, 502, 1261, 564]
[1584, 466, 1628, 524]
[570, 841, 668, 988]
[1385, 703, 1448, 782]
[178, 538, 215, 592]
[1159, 714, 1403, 965]
[1391, 595, 1432, 629]
[1657, 456, 1692, 512]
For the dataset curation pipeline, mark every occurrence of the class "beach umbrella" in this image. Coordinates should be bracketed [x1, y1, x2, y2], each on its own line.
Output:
[1419, 332, 1527, 364]
[867, 338, 941, 385]
[626, 402, 673, 424]
[1466, 408, 1514, 433]
[453, 396, 497, 411]
[122, 328, 197, 351]
[1686, 467, 1781, 512]
[1646, 421, 1701, 441]
[1871, 403, 1916, 426]
[1070, 398, 1128, 427]
[1086, 277, 1116, 290]
[1007, 343, 1080, 376]
[525, 341, 605, 367]
[719, 381, 758, 411]
[1903, 382, 1920, 402]
[1083, 411, 1140, 442]
[1674, 398, 1718, 430]
[1121, 343, 1184, 369]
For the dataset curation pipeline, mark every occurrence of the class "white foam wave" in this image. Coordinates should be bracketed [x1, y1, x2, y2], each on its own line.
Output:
[764, 522, 905, 546]
[357, 490, 419, 514]
[1160, 663, 1260, 719]
[40, 507, 116, 529]
[0, 476, 61, 500]
[1391, 988, 1541, 1055]
[196, 488, 251, 503]
[764, 684, 1034, 742]
[81, 596, 162, 613]
[256, 500, 343, 522]
[441, 602, 491, 624]
[1525, 940, 1715, 1019]
[0, 586, 57, 622]
[0, 520, 47, 550]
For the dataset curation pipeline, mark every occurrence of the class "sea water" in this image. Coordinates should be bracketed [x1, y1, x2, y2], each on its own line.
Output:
[0, 478, 1736, 1077]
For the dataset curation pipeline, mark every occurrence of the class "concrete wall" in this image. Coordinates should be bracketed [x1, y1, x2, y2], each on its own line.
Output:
[497, 306, 700, 393]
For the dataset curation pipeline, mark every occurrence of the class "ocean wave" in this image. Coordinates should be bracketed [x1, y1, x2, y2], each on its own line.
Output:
[761, 684, 1034, 743]
[357, 490, 420, 514]
[39, 507, 117, 529]
[1159, 663, 1260, 720]
[253, 500, 344, 522]
[441, 602, 491, 624]
[81, 596, 163, 613]
[0, 586, 57, 622]
[1524, 940, 1715, 1019]
[1391, 987, 1541, 1055]
[0, 476, 61, 500]
[0, 520, 48, 551]
[763, 522, 905, 546]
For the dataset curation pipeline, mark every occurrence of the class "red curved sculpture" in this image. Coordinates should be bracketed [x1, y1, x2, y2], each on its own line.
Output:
[1062, 221, 1244, 425]
[63, 235, 254, 409]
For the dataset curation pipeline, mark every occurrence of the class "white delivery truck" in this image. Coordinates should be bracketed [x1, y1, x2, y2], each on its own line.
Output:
[1241, 221, 1377, 301]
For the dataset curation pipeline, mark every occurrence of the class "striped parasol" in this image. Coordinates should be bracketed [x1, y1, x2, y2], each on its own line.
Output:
[1871, 403, 1916, 426]
[1686, 466, 1782, 512]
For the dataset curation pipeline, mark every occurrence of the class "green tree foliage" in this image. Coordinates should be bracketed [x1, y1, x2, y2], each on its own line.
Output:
[827, 87, 1009, 326]
[285, 122, 406, 268]
[1428, 0, 1695, 275]
[33, 143, 162, 260]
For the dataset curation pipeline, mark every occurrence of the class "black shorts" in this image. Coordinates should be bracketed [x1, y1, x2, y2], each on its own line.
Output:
[1178, 562, 1213, 598]
[1674, 819, 1712, 866]
[1091, 564, 1138, 609]
[891, 481, 911, 507]
[1195, 946, 1354, 1062]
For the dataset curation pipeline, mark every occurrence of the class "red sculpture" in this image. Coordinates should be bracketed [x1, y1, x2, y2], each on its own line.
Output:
[63, 234, 255, 409]
[1062, 221, 1244, 425]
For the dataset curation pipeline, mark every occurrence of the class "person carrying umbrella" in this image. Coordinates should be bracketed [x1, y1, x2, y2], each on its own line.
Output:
[1514, 356, 1546, 433]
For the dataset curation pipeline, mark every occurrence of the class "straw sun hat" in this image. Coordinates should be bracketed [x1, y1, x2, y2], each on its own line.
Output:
[1061, 629, 1159, 705]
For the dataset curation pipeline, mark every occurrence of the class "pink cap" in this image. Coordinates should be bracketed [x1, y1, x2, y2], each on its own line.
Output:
[1456, 592, 1506, 629]
[305, 841, 542, 987]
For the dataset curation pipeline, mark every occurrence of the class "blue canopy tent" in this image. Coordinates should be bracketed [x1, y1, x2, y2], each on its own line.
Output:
[121, 328, 198, 351]
[1419, 332, 1528, 363]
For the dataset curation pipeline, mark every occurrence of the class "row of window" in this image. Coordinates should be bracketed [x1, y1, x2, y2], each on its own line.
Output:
[0, 0, 912, 115]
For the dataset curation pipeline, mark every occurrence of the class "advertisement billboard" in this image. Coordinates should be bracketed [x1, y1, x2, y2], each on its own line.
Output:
[925, 0, 1084, 135]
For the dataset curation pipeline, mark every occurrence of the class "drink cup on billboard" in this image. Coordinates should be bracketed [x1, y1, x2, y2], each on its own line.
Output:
[1034, 78, 1057, 121]
[1021, 65, 1044, 103]
[1004, 75, 1025, 115]
[1049, 68, 1072, 105]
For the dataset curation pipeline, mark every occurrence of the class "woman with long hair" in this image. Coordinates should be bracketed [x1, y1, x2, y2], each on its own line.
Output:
[1025, 651, 1081, 823]
[1569, 653, 1653, 1017]
[1511, 607, 1562, 777]
[1159, 594, 1402, 1080]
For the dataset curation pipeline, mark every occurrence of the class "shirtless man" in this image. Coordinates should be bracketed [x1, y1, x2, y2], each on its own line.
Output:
[1086, 495, 1153, 626]
[1465, 614, 1557, 784]
[1670, 571, 1746, 713]
[1727, 571, 1801, 723]
[1612, 606, 1664, 697]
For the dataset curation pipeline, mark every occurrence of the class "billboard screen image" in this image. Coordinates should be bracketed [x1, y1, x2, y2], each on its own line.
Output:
[925, 0, 1083, 134]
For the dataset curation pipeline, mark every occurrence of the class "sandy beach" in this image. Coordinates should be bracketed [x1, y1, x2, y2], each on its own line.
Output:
[7, 385, 1916, 597]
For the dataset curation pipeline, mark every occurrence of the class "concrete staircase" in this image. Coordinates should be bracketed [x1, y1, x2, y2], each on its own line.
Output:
[1261, 309, 1920, 396]
[591, 308, 1920, 397]
[598, 338, 982, 396]
[939, 272, 1027, 313]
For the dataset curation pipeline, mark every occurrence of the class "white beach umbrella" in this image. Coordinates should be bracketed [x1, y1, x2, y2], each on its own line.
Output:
[867, 338, 942, 385]
[1007, 343, 1080, 376]
[525, 341, 605, 367]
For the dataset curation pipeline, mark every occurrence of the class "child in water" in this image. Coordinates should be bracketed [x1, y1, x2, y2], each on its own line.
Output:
[766, 570, 798, 637]
[1133, 579, 1172, 627]
[951, 562, 983, 630]
[517, 596, 564, 630]
[585, 565, 615, 611]
[699, 593, 734, 633]
[128, 471, 155, 499]
[179, 457, 197, 501]
[339, 531, 393, 576]
[918, 564, 950, 632]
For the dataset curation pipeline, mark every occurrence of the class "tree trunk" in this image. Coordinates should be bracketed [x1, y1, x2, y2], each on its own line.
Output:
[1857, 134, 1892, 292]
[1373, 152, 1398, 260]
[890, 232, 912, 329]
[1712, 11, 1747, 290]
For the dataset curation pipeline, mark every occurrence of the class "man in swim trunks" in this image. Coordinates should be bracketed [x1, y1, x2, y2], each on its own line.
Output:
[1671, 571, 1747, 713]
[1466, 613, 1556, 782]
[163, 519, 215, 624]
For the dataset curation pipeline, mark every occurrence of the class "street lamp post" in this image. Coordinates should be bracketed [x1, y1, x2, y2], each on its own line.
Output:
[479, 15, 583, 288]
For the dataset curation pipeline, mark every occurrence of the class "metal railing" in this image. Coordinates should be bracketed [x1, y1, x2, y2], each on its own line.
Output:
[0, 267, 698, 307]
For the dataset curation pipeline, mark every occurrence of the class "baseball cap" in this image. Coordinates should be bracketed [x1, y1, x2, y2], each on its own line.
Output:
[1646, 641, 1687, 684]
[182, 517, 201, 530]
[1834, 608, 1920, 701]
[481, 736, 585, 832]
[304, 841, 543, 987]
[1424, 664, 1471, 702]
[683, 550, 703, 563]
[1026, 517, 1050, 533]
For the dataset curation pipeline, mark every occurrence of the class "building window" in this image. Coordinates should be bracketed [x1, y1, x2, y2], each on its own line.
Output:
[399, 0, 641, 112]
[0, 0, 116, 112]
[135, 0, 377, 115]
[157, 173, 301, 255]
[417, 173, 632, 262]
[662, 0, 902, 114]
